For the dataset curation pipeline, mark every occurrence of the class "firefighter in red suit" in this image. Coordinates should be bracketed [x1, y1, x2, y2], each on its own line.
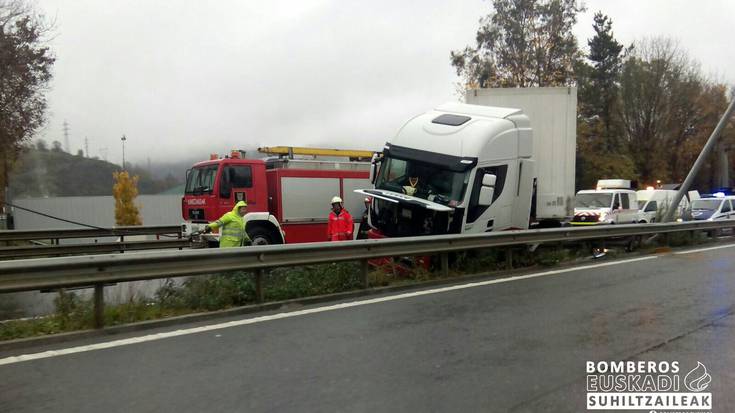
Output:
[327, 196, 354, 241]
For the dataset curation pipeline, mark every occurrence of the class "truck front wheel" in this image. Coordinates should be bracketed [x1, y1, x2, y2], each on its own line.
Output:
[248, 226, 281, 245]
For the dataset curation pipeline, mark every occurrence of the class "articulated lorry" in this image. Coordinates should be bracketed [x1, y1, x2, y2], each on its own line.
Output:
[356, 87, 576, 238]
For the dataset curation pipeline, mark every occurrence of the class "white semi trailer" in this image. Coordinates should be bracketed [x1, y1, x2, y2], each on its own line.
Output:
[356, 87, 576, 238]
[465, 87, 576, 225]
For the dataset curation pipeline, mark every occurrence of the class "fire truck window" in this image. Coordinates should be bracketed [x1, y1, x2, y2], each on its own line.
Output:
[467, 165, 507, 223]
[225, 165, 253, 188]
[185, 165, 218, 194]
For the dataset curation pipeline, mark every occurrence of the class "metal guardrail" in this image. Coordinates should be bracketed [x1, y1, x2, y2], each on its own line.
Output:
[0, 225, 183, 242]
[0, 239, 190, 259]
[1, 220, 734, 328]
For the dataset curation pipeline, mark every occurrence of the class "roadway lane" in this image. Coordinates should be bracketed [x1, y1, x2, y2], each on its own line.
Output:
[1, 245, 735, 412]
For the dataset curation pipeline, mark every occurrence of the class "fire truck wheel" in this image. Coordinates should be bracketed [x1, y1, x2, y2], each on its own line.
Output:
[248, 226, 277, 245]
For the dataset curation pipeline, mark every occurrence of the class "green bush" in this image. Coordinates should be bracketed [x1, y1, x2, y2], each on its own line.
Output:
[265, 263, 362, 301]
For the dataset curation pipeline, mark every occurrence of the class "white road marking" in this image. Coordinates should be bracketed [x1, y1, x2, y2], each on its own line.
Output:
[0, 255, 658, 367]
[673, 243, 735, 255]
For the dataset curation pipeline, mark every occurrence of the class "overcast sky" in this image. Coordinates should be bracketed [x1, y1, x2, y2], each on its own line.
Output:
[35, 0, 735, 166]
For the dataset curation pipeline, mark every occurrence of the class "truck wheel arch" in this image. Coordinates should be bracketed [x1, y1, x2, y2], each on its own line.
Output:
[245, 212, 285, 245]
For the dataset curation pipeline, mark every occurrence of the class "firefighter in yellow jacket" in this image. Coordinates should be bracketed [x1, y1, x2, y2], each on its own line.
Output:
[204, 200, 252, 247]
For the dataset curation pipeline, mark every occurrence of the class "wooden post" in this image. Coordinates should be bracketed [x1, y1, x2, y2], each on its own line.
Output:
[506, 248, 513, 269]
[93, 283, 104, 329]
[361, 259, 369, 288]
[441, 253, 449, 277]
[255, 269, 264, 303]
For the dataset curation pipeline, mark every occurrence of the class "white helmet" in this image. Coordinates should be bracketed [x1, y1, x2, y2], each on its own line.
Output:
[331, 196, 343, 204]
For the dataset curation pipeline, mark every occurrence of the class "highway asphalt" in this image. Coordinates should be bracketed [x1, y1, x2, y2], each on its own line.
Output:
[1, 244, 734, 412]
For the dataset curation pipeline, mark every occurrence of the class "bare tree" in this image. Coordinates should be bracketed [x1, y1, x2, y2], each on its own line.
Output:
[617, 37, 731, 184]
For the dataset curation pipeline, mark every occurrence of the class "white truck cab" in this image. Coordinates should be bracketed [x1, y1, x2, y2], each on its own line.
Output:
[572, 179, 643, 225]
[356, 88, 577, 239]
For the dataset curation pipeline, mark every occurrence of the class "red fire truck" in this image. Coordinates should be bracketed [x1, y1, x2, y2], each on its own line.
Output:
[182, 147, 372, 245]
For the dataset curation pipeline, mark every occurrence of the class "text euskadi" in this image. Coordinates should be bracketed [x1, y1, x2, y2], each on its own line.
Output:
[587, 361, 681, 391]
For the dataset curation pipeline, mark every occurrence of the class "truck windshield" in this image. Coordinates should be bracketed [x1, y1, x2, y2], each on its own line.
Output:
[185, 165, 218, 194]
[575, 193, 613, 209]
[375, 156, 469, 204]
[691, 199, 722, 211]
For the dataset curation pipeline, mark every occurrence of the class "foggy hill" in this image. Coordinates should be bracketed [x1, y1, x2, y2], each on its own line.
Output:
[9, 146, 183, 198]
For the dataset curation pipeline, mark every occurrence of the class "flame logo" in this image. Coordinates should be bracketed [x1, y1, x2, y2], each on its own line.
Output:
[684, 361, 712, 392]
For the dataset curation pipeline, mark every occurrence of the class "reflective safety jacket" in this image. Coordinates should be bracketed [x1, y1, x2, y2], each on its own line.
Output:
[208, 201, 251, 248]
[328, 209, 354, 241]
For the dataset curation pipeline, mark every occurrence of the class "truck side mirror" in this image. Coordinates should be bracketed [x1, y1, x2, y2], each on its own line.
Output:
[478, 186, 494, 206]
[369, 153, 380, 184]
[482, 174, 497, 187]
[478, 173, 497, 206]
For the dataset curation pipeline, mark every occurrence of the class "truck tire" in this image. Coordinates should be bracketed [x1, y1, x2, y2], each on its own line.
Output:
[248, 226, 280, 245]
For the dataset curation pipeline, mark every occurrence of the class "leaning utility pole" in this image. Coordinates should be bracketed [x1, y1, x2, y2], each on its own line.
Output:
[663, 94, 735, 222]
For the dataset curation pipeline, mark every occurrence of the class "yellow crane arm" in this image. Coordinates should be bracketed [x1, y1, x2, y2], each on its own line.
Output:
[257, 146, 375, 159]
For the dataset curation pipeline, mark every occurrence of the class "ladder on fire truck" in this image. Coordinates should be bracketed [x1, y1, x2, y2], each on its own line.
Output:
[257, 146, 375, 161]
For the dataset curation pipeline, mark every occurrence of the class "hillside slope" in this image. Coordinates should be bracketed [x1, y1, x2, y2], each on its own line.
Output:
[9, 148, 182, 197]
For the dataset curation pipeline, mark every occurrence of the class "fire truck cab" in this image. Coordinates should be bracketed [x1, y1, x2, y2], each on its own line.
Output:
[182, 148, 372, 245]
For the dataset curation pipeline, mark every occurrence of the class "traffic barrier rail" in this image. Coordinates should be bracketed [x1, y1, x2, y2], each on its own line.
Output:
[0, 239, 191, 259]
[0, 225, 184, 242]
[1, 220, 733, 328]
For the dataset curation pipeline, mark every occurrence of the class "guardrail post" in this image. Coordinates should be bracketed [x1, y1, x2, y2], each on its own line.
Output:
[506, 248, 513, 269]
[361, 259, 369, 288]
[255, 269, 265, 303]
[440, 253, 449, 277]
[93, 283, 104, 329]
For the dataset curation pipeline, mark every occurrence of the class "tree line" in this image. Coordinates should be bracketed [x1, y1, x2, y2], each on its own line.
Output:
[452, 0, 734, 191]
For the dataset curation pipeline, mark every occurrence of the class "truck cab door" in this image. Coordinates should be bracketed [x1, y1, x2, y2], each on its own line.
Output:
[464, 165, 509, 233]
[610, 193, 621, 223]
[219, 164, 256, 211]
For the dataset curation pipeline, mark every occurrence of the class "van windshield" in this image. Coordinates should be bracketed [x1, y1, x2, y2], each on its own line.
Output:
[575, 193, 613, 209]
[375, 156, 469, 205]
[691, 199, 722, 211]
[185, 165, 218, 194]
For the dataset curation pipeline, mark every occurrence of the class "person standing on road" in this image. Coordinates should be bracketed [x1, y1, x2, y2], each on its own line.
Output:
[327, 196, 354, 241]
[204, 200, 252, 247]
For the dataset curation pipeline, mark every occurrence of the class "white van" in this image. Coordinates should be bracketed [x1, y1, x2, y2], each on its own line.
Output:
[572, 180, 643, 226]
[636, 188, 696, 222]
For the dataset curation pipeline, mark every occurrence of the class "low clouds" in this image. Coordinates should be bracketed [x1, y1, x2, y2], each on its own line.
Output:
[37, 0, 733, 165]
